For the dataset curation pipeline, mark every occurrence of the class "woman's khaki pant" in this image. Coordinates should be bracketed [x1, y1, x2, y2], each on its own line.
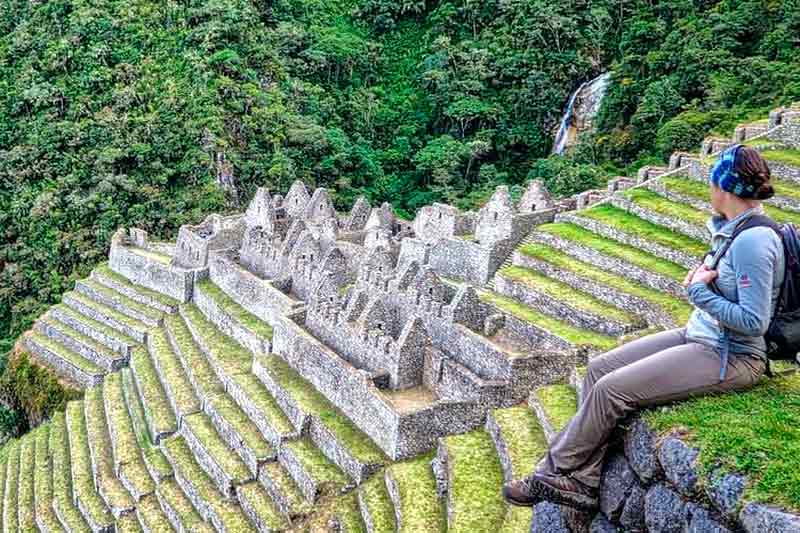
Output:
[537, 327, 766, 488]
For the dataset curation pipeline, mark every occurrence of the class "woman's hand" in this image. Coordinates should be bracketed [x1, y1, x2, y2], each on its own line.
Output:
[689, 265, 718, 285]
[682, 264, 701, 287]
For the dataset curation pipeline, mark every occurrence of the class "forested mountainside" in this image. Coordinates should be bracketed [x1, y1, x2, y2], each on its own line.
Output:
[0, 0, 799, 431]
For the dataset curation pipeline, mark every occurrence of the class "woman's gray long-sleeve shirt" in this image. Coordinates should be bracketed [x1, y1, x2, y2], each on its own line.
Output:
[685, 206, 784, 377]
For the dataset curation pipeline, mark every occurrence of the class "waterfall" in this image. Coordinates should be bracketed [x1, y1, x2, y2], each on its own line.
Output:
[552, 72, 611, 155]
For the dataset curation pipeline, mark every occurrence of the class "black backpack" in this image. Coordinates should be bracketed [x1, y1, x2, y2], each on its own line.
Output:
[708, 214, 800, 368]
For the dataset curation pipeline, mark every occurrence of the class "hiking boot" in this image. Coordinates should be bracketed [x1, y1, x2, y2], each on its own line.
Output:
[518, 472, 599, 511]
[502, 475, 541, 507]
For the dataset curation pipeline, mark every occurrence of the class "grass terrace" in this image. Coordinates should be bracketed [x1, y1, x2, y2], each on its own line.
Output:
[518, 243, 694, 324]
[197, 279, 274, 340]
[533, 384, 578, 435]
[623, 188, 708, 226]
[498, 266, 635, 324]
[442, 430, 506, 532]
[761, 148, 800, 167]
[645, 371, 800, 512]
[491, 406, 550, 478]
[479, 290, 618, 351]
[536, 222, 686, 282]
[94, 263, 180, 308]
[578, 204, 707, 257]
[386, 452, 445, 532]
[359, 475, 396, 532]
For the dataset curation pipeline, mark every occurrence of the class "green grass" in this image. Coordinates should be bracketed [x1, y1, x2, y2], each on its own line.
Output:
[136, 495, 174, 532]
[579, 204, 707, 257]
[18, 434, 37, 531]
[80, 278, 163, 323]
[760, 148, 800, 167]
[33, 424, 64, 532]
[479, 290, 618, 351]
[534, 385, 578, 434]
[500, 506, 534, 533]
[52, 303, 140, 347]
[49, 411, 91, 532]
[623, 188, 709, 226]
[386, 452, 446, 532]
[130, 347, 178, 438]
[225, 371, 294, 438]
[359, 474, 396, 532]
[764, 204, 800, 226]
[4, 439, 21, 531]
[208, 394, 276, 462]
[443, 430, 507, 533]
[499, 266, 635, 324]
[662, 174, 800, 205]
[645, 371, 800, 512]
[518, 243, 694, 324]
[261, 354, 387, 463]
[131, 247, 171, 265]
[197, 279, 274, 340]
[491, 407, 549, 480]
[41, 315, 126, 366]
[65, 290, 149, 332]
[741, 138, 782, 148]
[28, 330, 104, 376]
[333, 491, 368, 533]
[537, 222, 686, 282]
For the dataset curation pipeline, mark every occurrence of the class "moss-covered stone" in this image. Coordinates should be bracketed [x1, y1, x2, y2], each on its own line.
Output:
[623, 188, 708, 226]
[491, 406, 548, 479]
[180, 304, 251, 377]
[164, 313, 226, 400]
[284, 437, 349, 490]
[236, 481, 289, 531]
[3, 439, 19, 532]
[184, 412, 252, 484]
[121, 368, 173, 481]
[157, 478, 214, 533]
[149, 327, 201, 417]
[135, 493, 174, 531]
[49, 411, 91, 532]
[207, 394, 276, 461]
[94, 263, 180, 309]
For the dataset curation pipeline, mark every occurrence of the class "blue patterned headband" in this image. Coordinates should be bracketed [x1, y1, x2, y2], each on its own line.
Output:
[709, 144, 757, 198]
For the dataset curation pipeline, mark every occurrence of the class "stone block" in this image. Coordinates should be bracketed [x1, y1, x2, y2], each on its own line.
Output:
[740, 502, 800, 533]
[599, 452, 637, 519]
[644, 483, 689, 533]
[658, 437, 700, 497]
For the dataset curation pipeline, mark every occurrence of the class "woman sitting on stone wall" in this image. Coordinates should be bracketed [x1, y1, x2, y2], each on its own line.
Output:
[503, 146, 784, 511]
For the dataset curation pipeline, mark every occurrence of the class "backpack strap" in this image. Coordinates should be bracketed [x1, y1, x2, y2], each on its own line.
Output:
[708, 214, 781, 271]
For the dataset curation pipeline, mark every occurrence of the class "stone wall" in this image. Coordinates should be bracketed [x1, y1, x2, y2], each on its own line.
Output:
[591, 417, 800, 533]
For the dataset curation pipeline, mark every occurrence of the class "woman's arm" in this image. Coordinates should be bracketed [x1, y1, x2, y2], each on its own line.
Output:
[687, 227, 782, 336]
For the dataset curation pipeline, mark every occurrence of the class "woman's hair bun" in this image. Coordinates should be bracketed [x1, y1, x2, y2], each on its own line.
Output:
[755, 183, 775, 200]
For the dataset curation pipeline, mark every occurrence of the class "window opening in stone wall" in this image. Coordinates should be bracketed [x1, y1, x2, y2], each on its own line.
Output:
[493, 212, 498, 221]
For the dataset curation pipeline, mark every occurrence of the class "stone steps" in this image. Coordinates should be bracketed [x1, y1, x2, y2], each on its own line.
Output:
[33, 424, 66, 533]
[194, 278, 273, 356]
[181, 413, 254, 498]
[253, 354, 387, 484]
[83, 385, 137, 516]
[116, 513, 143, 533]
[49, 411, 92, 532]
[494, 266, 642, 336]
[75, 279, 164, 327]
[257, 461, 313, 522]
[91, 264, 180, 314]
[161, 436, 254, 532]
[120, 368, 175, 484]
[357, 474, 396, 533]
[102, 373, 157, 500]
[236, 481, 290, 532]
[3, 439, 19, 532]
[530, 223, 685, 295]
[528, 384, 579, 443]
[611, 192, 708, 242]
[64, 400, 115, 532]
[204, 394, 277, 478]
[50, 303, 136, 359]
[478, 289, 618, 353]
[23, 330, 105, 388]
[147, 327, 202, 423]
[37, 314, 129, 372]
[278, 437, 350, 504]
[62, 290, 149, 343]
[130, 347, 178, 444]
[513, 242, 692, 327]
[155, 478, 215, 533]
[384, 453, 445, 532]
[179, 304, 252, 385]
[225, 369, 295, 448]
[329, 491, 366, 532]
[434, 429, 507, 532]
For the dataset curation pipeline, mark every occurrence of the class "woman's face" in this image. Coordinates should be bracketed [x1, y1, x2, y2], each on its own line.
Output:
[709, 182, 725, 213]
